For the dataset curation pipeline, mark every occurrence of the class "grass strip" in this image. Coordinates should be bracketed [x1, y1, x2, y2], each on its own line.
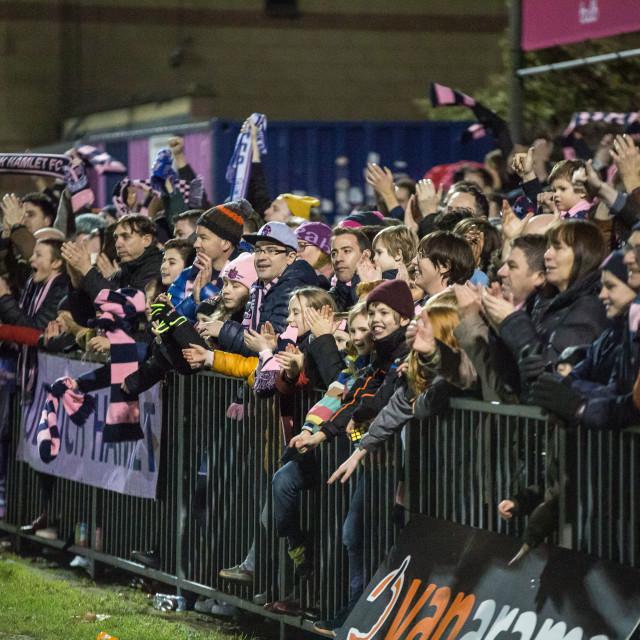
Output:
[0, 552, 239, 640]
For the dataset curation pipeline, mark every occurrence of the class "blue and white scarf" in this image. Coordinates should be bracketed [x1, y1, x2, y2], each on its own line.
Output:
[226, 113, 268, 201]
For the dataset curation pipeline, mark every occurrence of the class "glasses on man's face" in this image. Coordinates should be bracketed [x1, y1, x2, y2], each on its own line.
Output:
[298, 242, 314, 252]
[254, 246, 289, 257]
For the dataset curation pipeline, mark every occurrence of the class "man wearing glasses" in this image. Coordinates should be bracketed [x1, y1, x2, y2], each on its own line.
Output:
[214, 221, 318, 356]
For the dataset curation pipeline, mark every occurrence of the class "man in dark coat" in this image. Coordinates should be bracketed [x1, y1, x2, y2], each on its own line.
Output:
[214, 222, 318, 356]
[61, 214, 163, 301]
[327, 227, 372, 311]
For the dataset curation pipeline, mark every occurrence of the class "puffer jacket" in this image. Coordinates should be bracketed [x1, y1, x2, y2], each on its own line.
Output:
[217, 258, 318, 356]
[569, 315, 625, 393]
[319, 326, 410, 441]
[575, 306, 640, 429]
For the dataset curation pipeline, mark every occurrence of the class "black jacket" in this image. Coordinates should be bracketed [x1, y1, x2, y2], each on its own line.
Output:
[0, 273, 69, 330]
[320, 326, 409, 441]
[328, 275, 360, 312]
[500, 271, 607, 370]
[81, 245, 163, 301]
[247, 161, 272, 217]
[569, 315, 625, 392]
[123, 316, 210, 395]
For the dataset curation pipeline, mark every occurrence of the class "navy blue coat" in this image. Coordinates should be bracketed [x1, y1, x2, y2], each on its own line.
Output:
[218, 258, 319, 356]
[573, 310, 640, 429]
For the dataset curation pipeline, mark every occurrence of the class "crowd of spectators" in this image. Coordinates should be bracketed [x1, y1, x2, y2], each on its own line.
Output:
[1, 121, 640, 634]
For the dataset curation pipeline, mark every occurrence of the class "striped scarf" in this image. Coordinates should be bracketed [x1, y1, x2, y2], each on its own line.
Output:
[429, 82, 513, 155]
[0, 148, 127, 180]
[113, 177, 203, 218]
[563, 112, 640, 160]
[17, 275, 59, 404]
[242, 273, 280, 331]
[226, 113, 267, 201]
[563, 111, 640, 137]
[37, 377, 96, 463]
[76, 144, 127, 174]
[90, 288, 146, 443]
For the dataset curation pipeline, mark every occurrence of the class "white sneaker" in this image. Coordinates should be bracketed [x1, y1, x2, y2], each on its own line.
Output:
[70, 555, 90, 568]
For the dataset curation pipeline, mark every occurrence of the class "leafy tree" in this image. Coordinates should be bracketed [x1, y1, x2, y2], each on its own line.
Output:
[416, 31, 640, 146]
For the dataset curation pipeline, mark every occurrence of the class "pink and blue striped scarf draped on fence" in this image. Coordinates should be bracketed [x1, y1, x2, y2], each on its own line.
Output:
[226, 113, 267, 201]
[37, 377, 96, 463]
[36, 287, 146, 462]
[90, 288, 146, 443]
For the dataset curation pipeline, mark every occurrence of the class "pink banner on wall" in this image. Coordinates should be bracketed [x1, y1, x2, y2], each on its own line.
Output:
[127, 138, 150, 181]
[183, 132, 213, 205]
[522, 0, 640, 51]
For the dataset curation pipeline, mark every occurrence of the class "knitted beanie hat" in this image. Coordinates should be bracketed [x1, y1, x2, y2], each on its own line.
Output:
[220, 252, 258, 290]
[600, 250, 628, 284]
[196, 297, 218, 317]
[340, 210, 384, 228]
[295, 221, 332, 254]
[280, 194, 320, 220]
[197, 198, 253, 246]
[75, 213, 108, 233]
[366, 279, 414, 320]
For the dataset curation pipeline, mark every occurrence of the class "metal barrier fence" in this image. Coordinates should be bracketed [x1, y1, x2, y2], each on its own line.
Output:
[1, 362, 638, 637]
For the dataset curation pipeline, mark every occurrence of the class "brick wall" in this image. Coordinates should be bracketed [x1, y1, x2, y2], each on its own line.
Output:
[0, 0, 507, 149]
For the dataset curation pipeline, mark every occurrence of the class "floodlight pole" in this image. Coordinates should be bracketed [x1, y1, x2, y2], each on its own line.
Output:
[509, 0, 523, 145]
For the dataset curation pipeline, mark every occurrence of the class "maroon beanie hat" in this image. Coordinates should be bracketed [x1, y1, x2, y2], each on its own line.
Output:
[366, 279, 414, 320]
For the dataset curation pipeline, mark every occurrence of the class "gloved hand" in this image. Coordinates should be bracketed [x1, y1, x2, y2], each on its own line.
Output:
[531, 372, 586, 423]
[149, 300, 180, 325]
[518, 343, 548, 383]
[154, 314, 186, 335]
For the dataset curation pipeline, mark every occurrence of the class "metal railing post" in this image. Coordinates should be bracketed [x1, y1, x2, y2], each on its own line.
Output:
[176, 373, 185, 595]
